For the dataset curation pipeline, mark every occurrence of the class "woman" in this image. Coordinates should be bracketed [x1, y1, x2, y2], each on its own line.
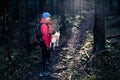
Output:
[39, 12, 52, 76]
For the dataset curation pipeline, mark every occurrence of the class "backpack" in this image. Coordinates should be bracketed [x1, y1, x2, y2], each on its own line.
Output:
[36, 22, 42, 42]
[36, 20, 48, 43]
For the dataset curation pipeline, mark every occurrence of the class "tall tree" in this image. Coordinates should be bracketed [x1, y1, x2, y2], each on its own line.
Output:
[57, 0, 61, 17]
[93, 0, 105, 53]
[39, 0, 46, 13]
[109, 0, 113, 12]
[1, 0, 13, 62]
[70, 0, 74, 16]
[117, 0, 120, 16]
[50, 0, 54, 14]
[18, 0, 29, 53]
[72, 0, 74, 16]
[61, 0, 65, 28]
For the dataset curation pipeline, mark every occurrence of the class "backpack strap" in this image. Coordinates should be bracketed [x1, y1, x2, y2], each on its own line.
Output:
[36, 23, 42, 42]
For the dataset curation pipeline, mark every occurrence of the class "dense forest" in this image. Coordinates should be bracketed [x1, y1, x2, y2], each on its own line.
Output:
[0, 0, 120, 80]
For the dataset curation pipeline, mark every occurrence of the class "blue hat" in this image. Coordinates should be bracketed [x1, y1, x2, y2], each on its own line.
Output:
[42, 12, 51, 19]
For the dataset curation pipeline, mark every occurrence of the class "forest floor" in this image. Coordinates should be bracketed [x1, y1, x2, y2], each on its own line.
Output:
[48, 11, 94, 80]
[1, 9, 120, 80]
[25, 11, 95, 80]
[26, 11, 120, 80]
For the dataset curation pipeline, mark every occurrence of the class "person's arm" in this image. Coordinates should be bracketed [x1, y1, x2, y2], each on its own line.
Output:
[40, 24, 49, 36]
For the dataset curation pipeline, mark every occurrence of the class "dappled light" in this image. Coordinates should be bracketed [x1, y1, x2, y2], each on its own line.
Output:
[0, 0, 120, 80]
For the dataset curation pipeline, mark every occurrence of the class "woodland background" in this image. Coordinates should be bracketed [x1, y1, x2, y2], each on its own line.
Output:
[0, 0, 120, 80]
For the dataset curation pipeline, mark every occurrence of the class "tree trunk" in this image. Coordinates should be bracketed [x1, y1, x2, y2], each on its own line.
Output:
[93, 0, 105, 53]
[109, 0, 113, 11]
[57, 0, 61, 16]
[117, 0, 120, 15]
[51, 0, 54, 14]
[35, 0, 40, 16]
[39, 0, 46, 13]
[1, 0, 13, 62]
[61, 0, 65, 25]
[70, 0, 74, 16]
[72, 0, 74, 16]
[56, 0, 59, 17]
[18, 0, 29, 53]
[59, 0, 66, 35]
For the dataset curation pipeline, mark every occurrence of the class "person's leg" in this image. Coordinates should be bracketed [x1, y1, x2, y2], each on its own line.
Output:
[46, 49, 50, 64]
[40, 41, 47, 72]
[40, 41, 51, 76]
[42, 40, 51, 64]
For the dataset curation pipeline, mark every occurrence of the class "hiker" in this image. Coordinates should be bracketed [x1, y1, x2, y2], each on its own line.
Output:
[39, 12, 53, 76]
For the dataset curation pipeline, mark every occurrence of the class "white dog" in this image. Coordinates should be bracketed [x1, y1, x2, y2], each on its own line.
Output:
[50, 31, 60, 49]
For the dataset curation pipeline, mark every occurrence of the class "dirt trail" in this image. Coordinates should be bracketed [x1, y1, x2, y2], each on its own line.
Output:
[49, 11, 94, 80]
[26, 11, 94, 80]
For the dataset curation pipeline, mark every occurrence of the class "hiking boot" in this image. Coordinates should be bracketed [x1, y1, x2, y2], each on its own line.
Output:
[39, 72, 44, 77]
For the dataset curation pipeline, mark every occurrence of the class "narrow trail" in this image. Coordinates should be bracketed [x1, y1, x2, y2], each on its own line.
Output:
[26, 11, 94, 80]
[49, 11, 95, 80]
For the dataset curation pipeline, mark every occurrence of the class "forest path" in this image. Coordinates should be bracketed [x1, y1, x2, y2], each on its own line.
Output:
[27, 11, 94, 80]
[49, 11, 94, 80]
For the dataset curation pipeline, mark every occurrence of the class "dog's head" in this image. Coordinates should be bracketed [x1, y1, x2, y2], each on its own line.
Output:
[55, 31, 60, 37]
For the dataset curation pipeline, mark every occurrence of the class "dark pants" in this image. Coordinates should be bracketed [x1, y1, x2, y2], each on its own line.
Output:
[39, 41, 50, 72]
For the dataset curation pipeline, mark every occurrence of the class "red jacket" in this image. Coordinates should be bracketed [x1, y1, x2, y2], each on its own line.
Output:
[40, 18, 52, 48]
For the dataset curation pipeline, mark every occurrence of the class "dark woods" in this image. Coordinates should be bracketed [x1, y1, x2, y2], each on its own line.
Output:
[0, 0, 119, 60]
[0, 0, 86, 61]
[94, 0, 120, 53]
[0, 0, 120, 79]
